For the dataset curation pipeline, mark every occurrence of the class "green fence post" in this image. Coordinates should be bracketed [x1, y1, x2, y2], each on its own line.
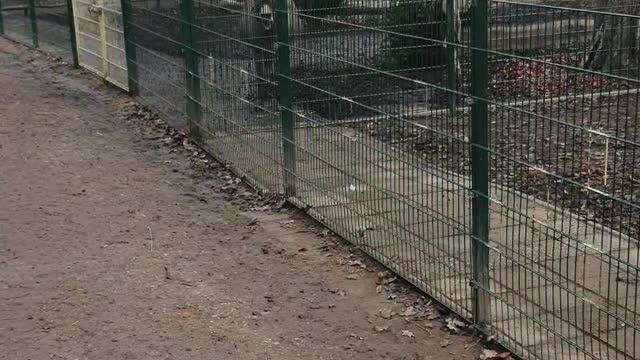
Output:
[179, 0, 202, 141]
[65, 0, 79, 67]
[120, 0, 138, 94]
[470, 0, 490, 326]
[0, 0, 5, 36]
[27, 0, 38, 47]
[446, 0, 458, 113]
[275, 0, 296, 196]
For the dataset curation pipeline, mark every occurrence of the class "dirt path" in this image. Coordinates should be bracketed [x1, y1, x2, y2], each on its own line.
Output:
[0, 39, 482, 360]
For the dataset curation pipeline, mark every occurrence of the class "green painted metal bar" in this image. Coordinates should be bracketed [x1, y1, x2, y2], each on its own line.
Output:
[470, 0, 490, 326]
[446, 0, 458, 113]
[120, 0, 138, 94]
[0, 0, 5, 36]
[27, 0, 38, 47]
[65, 0, 79, 67]
[275, 0, 296, 196]
[179, 0, 202, 141]
[83, 2, 640, 359]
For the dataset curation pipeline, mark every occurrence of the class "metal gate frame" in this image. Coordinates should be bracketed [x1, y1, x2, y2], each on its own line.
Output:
[70, 0, 128, 89]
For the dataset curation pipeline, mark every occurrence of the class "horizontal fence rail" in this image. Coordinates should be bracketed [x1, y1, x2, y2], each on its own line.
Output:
[119, 0, 640, 358]
[0, 0, 78, 63]
[3, 0, 640, 359]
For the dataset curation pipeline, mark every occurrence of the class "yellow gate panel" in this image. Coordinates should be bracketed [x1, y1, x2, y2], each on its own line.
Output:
[71, 0, 128, 90]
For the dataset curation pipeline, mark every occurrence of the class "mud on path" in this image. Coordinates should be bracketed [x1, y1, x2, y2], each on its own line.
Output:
[0, 39, 485, 360]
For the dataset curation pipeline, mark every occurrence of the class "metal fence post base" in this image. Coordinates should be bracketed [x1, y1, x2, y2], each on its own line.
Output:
[470, 0, 491, 327]
[66, 0, 79, 67]
[27, 0, 38, 47]
[120, 0, 138, 94]
[276, 0, 296, 197]
[0, 0, 5, 36]
[179, 0, 202, 142]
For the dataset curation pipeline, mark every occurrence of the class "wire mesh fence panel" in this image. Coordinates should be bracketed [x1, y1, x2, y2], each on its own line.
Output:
[483, 2, 640, 360]
[71, 0, 128, 88]
[123, 0, 186, 128]
[122, 0, 285, 192]
[1, 0, 35, 45]
[193, 0, 285, 192]
[281, 0, 476, 318]
[1, 0, 78, 64]
[118, 0, 639, 359]
[33, 0, 75, 61]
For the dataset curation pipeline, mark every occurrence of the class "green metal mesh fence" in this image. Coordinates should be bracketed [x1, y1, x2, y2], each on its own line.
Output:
[1, 0, 35, 44]
[121, 0, 640, 359]
[5, 0, 639, 358]
[484, 3, 640, 359]
[483, 2, 639, 359]
[0, 0, 77, 62]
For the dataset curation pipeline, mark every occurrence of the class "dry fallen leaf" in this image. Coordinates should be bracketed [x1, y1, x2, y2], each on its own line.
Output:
[346, 274, 359, 280]
[378, 308, 395, 319]
[382, 276, 397, 285]
[377, 271, 394, 284]
[440, 339, 451, 347]
[446, 317, 466, 332]
[426, 309, 441, 320]
[330, 288, 346, 296]
[347, 260, 363, 267]
[250, 205, 271, 211]
[401, 330, 415, 338]
[375, 285, 384, 293]
[374, 325, 390, 332]
[479, 349, 499, 360]
[399, 306, 417, 317]
[279, 220, 295, 228]
[479, 349, 512, 360]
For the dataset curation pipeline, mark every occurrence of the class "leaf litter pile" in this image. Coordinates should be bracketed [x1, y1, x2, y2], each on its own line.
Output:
[118, 100, 289, 212]
[489, 56, 631, 99]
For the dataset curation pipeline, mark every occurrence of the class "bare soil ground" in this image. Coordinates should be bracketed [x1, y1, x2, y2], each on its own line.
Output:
[0, 39, 486, 359]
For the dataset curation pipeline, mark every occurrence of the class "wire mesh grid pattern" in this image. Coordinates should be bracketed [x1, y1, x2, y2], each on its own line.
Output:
[121, 0, 640, 358]
[3, 0, 640, 359]
[118, 1, 640, 358]
[0, 0, 77, 62]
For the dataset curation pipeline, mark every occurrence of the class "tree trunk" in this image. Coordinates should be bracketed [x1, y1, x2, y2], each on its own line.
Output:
[583, 0, 640, 77]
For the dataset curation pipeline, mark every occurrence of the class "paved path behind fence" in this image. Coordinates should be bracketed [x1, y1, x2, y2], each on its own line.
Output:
[208, 125, 639, 360]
